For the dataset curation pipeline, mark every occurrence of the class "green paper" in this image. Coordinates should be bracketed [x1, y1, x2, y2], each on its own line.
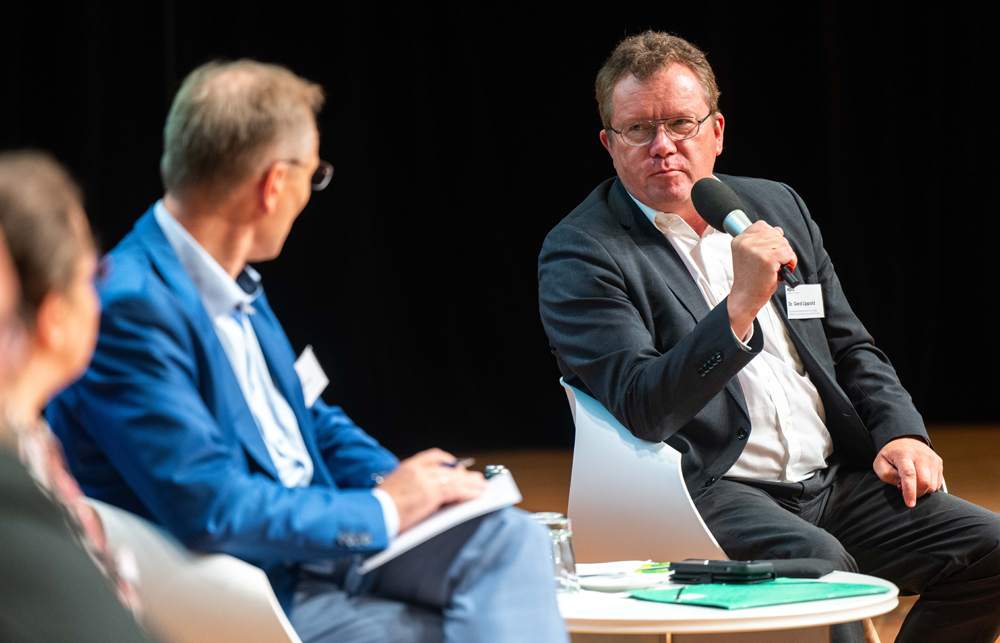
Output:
[629, 578, 890, 610]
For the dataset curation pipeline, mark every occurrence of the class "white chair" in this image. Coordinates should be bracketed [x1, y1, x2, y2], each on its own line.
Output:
[562, 379, 727, 564]
[89, 499, 302, 643]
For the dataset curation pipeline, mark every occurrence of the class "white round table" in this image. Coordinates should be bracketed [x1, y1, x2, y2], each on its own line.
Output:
[559, 571, 898, 642]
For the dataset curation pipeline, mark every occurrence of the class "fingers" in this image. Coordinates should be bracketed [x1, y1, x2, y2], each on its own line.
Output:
[407, 447, 456, 465]
[440, 469, 487, 503]
[731, 224, 798, 284]
[728, 222, 798, 335]
[915, 461, 932, 495]
[873, 454, 901, 486]
[378, 453, 486, 533]
[897, 457, 918, 508]
[873, 437, 944, 508]
[406, 451, 486, 501]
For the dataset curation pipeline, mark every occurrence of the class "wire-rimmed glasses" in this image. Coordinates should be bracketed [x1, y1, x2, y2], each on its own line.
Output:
[285, 159, 334, 191]
[609, 113, 713, 147]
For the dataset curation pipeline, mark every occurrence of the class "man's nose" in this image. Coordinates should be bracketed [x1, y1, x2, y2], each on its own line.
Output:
[647, 123, 677, 157]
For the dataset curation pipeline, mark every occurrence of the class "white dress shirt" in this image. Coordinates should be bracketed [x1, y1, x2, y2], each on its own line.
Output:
[628, 191, 833, 482]
[153, 201, 399, 536]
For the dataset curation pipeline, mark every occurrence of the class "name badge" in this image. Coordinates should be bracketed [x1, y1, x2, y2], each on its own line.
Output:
[785, 284, 825, 319]
[294, 345, 329, 408]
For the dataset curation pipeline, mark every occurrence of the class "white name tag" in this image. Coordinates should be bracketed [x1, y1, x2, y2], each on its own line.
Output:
[293, 345, 329, 408]
[785, 284, 825, 319]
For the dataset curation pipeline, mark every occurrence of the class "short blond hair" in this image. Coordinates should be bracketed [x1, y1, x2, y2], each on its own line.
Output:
[595, 31, 720, 130]
[161, 59, 325, 197]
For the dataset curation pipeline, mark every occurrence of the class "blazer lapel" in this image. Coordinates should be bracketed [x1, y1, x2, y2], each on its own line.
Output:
[608, 181, 750, 421]
[609, 180, 711, 322]
[133, 209, 280, 480]
[249, 297, 334, 488]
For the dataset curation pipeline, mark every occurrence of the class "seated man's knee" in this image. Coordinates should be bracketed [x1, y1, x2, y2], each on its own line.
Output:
[959, 510, 1000, 580]
[809, 542, 859, 573]
[780, 530, 859, 573]
[488, 508, 550, 552]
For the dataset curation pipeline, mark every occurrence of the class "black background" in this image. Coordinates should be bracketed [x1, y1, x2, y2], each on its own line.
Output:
[2, 3, 997, 455]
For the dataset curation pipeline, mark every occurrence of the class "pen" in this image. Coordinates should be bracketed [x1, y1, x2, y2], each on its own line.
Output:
[447, 457, 476, 468]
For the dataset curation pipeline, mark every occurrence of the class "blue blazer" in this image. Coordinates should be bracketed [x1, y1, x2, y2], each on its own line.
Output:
[48, 206, 400, 610]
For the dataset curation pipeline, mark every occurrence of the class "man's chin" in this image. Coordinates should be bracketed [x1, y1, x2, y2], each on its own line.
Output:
[248, 245, 284, 264]
[642, 186, 692, 213]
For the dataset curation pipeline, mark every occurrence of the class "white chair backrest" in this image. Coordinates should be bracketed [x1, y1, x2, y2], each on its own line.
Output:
[563, 380, 727, 564]
[89, 499, 302, 643]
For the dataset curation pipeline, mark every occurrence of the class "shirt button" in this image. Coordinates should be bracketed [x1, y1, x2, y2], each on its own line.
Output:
[704, 476, 717, 487]
[737, 428, 748, 440]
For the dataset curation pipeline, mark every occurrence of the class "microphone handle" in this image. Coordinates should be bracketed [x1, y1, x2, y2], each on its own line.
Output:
[779, 264, 800, 288]
[723, 211, 800, 288]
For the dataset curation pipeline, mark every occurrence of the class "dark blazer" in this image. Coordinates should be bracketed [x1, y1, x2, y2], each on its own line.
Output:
[538, 175, 926, 498]
[47, 207, 400, 611]
[0, 448, 150, 643]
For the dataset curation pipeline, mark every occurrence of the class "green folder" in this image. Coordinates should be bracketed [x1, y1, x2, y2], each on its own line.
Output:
[629, 578, 890, 610]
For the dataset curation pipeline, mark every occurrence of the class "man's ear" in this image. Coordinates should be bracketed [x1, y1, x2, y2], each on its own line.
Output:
[599, 129, 613, 155]
[260, 162, 288, 214]
[713, 113, 725, 156]
[33, 294, 66, 353]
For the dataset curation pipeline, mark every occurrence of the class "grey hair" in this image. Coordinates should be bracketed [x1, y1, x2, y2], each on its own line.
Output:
[596, 31, 720, 131]
[160, 59, 325, 197]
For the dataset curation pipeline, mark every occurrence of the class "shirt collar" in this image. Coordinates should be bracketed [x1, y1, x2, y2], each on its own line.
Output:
[153, 200, 262, 319]
[624, 177, 721, 239]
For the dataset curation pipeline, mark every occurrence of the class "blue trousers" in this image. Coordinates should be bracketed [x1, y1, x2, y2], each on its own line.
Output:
[289, 507, 569, 643]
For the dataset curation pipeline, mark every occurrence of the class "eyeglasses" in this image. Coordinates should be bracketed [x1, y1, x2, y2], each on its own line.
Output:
[608, 113, 714, 147]
[284, 159, 335, 191]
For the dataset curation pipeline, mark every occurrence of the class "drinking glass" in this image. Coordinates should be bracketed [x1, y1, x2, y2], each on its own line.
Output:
[531, 512, 580, 593]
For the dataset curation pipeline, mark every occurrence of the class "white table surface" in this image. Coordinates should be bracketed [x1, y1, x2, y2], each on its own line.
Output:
[559, 571, 899, 635]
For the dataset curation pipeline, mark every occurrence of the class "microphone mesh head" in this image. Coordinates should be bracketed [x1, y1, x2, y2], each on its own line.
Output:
[691, 178, 745, 230]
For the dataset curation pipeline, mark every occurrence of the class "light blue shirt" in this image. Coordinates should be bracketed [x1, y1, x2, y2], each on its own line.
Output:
[153, 200, 399, 541]
[154, 201, 315, 487]
[153, 202, 399, 537]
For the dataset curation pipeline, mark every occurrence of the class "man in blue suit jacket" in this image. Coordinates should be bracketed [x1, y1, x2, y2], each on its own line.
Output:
[48, 60, 566, 643]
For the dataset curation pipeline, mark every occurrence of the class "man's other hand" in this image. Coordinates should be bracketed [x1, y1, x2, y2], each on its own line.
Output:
[727, 221, 797, 339]
[376, 448, 487, 533]
[873, 437, 944, 508]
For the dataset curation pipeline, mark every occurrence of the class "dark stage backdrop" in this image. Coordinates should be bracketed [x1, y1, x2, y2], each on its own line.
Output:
[2, 3, 997, 455]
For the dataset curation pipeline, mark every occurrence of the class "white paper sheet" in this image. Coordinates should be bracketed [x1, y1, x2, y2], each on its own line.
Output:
[358, 471, 522, 574]
[576, 560, 652, 577]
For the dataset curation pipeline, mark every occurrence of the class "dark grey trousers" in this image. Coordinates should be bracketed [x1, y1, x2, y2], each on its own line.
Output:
[695, 463, 1000, 643]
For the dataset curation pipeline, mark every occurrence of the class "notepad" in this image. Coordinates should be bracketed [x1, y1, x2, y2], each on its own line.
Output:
[358, 470, 522, 574]
[629, 578, 890, 609]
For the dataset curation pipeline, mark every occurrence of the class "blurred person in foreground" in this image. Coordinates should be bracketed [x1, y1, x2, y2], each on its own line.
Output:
[47, 60, 566, 643]
[0, 150, 149, 642]
[537, 31, 1000, 643]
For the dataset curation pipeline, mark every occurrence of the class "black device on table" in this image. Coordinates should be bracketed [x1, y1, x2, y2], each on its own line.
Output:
[670, 560, 776, 584]
[670, 558, 836, 584]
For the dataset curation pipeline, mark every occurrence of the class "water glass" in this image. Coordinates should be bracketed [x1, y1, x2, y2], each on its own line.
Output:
[531, 512, 580, 593]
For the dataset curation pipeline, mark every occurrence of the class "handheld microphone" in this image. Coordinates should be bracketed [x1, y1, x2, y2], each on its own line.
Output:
[690, 178, 800, 288]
